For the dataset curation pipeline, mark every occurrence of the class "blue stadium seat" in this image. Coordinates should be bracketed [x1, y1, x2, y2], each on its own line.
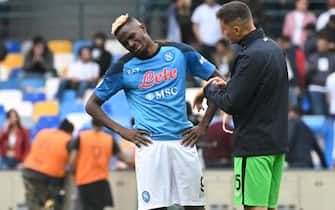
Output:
[0, 105, 5, 127]
[20, 76, 45, 90]
[73, 40, 93, 57]
[0, 80, 19, 89]
[8, 68, 22, 80]
[23, 92, 46, 103]
[35, 115, 61, 130]
[4, 40, 20, 53]
[61, 90, 76, 103]
[60, 101, 85, 119]
[30, 115, 61, 140]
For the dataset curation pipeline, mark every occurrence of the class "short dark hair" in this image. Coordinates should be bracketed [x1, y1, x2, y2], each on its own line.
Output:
[303, 23, 316, 31]
[94, 32, 107, 41]
[330, 14, 335, 22]
[217, 37, 231, 48]
[78, 46, 91, 56]
[289, 105, 302, 116]
[92, 118, 103, 128]
[32, 35, 46, 45]
[216, 1, 252, 24]
[59, 118, 74, 134]
[277, 35, 291, 43]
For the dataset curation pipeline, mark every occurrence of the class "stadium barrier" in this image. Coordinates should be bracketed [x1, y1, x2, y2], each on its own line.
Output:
[0, 170, 334, 210]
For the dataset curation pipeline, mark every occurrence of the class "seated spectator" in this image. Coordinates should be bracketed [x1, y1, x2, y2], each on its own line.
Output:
[287, 106, 327, 169]
[91, 32, 112, 77]
[56, 46, 99, 100]
[203, 112, 233, 168]
[319, 15, 335, 50]
[23, 36, 56, 77]
[305, 36, 335, 115]
[0, 109, 30, 169]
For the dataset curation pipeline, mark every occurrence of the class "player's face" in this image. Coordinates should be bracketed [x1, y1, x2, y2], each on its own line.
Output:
[116, 23, 150, 57]
[219, 20, 241, 43]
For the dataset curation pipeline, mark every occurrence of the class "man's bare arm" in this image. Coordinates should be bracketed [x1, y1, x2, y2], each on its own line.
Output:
[85, 93, 152, 147]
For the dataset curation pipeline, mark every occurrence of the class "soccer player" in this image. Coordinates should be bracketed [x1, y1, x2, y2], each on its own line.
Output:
[85, 15, 219, 210]
[195, 1, 289, 210]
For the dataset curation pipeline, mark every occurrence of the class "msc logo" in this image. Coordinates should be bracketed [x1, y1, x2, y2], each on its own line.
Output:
[145, 87, 178, 101]
[142, 191, 150, 203]
[163, 51, 175, 62]
[139, 68, 177, 89]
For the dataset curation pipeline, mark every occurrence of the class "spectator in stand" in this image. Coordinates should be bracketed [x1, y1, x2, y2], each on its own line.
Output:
[23, 36, 56, 77]
[203, 111, 233, 168]
[56, 46, 99, 100]
[287, 106, 327, 168]
[319, 15, 335, 50]
[316, 0, 335, 31]
[214, 37, 233, 78]
[305, 35, 335, 115]
[276, 35, 304, 106]
[283, 0, 316, 48]
[91, 32, 112, 77]
[167, 0, 195, 44]
[22, 119, 74, 210]
[191, 0, 222, 63]
[68, 119, 133, 210]
[304, 23, 318, 58]
[0, 109, 30, 169]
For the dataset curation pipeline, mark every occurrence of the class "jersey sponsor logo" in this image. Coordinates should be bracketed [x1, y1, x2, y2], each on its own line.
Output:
[145, 86, 178, 101]
[142, 191, 150, 203]
[126, 67, 140, 75]
[139, 68, 177, 89]
[163, 50, 175, 62]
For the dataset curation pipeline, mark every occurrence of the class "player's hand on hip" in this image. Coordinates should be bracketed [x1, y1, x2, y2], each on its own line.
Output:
[119, 128, 152, 147]
[181, 125, 207, 147]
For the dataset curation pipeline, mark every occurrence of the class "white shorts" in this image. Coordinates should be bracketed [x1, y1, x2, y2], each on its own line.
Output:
[135, 140, 205, 210]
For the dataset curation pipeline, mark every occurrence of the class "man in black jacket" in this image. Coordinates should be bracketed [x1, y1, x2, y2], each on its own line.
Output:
[287, 106, 327, 169]
[194, 1, 288, 210]
[91, 32, 112, 77]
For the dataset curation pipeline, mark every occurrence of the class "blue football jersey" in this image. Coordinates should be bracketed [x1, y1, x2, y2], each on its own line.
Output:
[95, 42, 215, 140]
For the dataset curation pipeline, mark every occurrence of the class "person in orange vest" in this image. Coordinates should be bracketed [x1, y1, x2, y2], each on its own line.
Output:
[22, 119, 74, 210]
[68, 118, 133, 210]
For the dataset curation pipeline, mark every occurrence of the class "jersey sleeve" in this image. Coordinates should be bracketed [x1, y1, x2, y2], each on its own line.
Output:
[94, 60, 125, 102]
[184, 49, 216, 80]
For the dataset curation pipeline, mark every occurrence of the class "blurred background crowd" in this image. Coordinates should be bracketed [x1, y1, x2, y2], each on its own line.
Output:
[0, 0, 334, 175]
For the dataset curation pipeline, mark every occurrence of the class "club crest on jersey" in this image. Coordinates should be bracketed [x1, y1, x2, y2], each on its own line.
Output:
[139, 68, 177, 89]
[199, 56, 207, 64]
[163, 50, 175, 62]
